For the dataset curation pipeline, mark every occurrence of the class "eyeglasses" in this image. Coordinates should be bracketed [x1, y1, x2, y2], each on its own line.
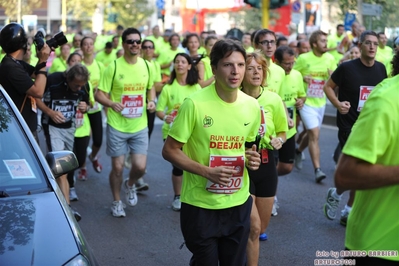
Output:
[142, 45, 154, 50]
[258, 40, 276, 46]
[362, 41, 378, 47]
[280, 61, 295, 66]
[125, 39, 141, 45]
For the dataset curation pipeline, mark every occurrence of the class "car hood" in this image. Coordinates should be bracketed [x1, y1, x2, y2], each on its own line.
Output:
[0, 192, 80, 265]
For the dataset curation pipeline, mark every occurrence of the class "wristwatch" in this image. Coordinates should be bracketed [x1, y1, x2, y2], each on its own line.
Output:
[277, 137, 284, 144]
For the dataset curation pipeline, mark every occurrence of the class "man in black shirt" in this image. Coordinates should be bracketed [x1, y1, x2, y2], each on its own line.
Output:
[0, 23, 51, 141]
[322, 30, 387, 225]
[37, 64, 90, 205]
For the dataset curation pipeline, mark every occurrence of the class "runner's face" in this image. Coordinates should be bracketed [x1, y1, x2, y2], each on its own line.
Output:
[349, 46, 360, 59]
[278, 53, 295, 75]
[170, 36, 180, 49]
[205, 39, 217, 56]
[212, 51, 246, 90]
[81, 38, 94, 55]
[378, 34, 387, 47]
[256, 33, 276, 59]
[174, 55, 191, 75]
[68, 78, 86, 92]
[68, 55, 82, 67]
[243, 58, 263, 88]
[141, 41, 154, 58]
[242, 34, 251, 47]
[61, 44, 70, 58]
[123, 33, 141, 56]
[360, 35, 378, 60]
[187, 36, 199, 53]
[314, 35, 327, 53]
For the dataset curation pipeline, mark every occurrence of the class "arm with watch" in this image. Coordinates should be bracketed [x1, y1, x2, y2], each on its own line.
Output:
[269, 133, 286, 151]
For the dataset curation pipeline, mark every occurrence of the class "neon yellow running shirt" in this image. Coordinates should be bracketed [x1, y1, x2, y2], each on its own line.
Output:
[99, 57, 154, 133]
[294, 51, 336, 107]
[168, 85, 260, 209]
[342, 75, 399, 261]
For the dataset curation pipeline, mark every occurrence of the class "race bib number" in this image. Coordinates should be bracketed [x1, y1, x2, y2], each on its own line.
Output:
[258, 106, 266, 138]
[52, 99, 76, 123]
[121, 94, 144, 118]
[307, 79, 325, 98]
[75, 109, 83, 128]
[357, 85, 374, 112]
[30, 97, 37, 113]
[206, 155, 244, 194]
[168, 109, 178, 128]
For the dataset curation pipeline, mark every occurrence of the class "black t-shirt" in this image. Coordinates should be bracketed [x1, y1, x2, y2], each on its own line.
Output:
[0, 55, 37, 132]
[331, 58, 387, 131]
[42, 72, 90, 129]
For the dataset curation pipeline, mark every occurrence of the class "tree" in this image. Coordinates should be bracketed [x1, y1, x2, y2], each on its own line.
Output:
[66, 0, 154, 30]
[229, 8, 262, 32]
[0, 0, 41, 21]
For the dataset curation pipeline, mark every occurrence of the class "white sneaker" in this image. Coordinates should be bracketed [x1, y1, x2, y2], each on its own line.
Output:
[124, 179, 138, 206]
[294, 151, 303, 170]
[301, 152, 305, 160]
[135, 178, 149, 192]
[172, 196, 181, 211]
[271, 198, 279, 216]
[111, 201, 126, 217]
[69, 187, 78, 201]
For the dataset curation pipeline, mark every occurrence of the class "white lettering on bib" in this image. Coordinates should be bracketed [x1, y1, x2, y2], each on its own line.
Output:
[206, 155, 244, 194]
[307, 79, 325, 98]
[121, 94, 144, 118]
[52, 99, 76, 122]
[357, 85, 374, 112]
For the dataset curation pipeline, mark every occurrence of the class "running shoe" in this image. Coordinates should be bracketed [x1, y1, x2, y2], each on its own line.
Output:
[294, 151, 303, 170]
[69, 187, 79, 201]
[92, 159, 102, 173]
[340, 208, 350, 226]
[124, 179, 138, 206]
[259, 233, 268, 241]
[172, 196, 181, 211]
[111, 201, 126, 217]
[271, 198, 279, 216]
[323, 188, 340, 220]
[135, 178, 149, 192]
[315, 168, 326, 183]
[77, 168, 87, 181]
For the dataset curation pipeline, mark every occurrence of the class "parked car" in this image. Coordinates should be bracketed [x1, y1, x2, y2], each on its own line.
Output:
[0, 85, 98, 265]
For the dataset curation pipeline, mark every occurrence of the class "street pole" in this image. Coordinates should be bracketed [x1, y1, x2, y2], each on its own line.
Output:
[262, 0, 269, 29]
[61, 0, 67, 32]
[17, 0, 21, 24]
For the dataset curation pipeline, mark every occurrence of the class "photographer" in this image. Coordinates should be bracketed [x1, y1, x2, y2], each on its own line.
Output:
[0, 23, 51, 141]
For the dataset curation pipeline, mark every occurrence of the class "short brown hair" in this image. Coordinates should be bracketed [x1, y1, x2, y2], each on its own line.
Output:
[309, 30, 327, 49]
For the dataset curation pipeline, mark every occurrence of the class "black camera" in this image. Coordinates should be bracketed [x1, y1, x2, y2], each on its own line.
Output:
[33, 29, 68, 51]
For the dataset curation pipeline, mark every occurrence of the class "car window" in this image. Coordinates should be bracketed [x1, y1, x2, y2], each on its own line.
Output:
[0, 94, 49, 196]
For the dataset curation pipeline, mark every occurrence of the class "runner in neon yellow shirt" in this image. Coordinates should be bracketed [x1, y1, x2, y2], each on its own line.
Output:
[48, 43, 71, 74]
[335, 69, 399, 264]
[241, 51, 287, 265]
[376, 32, 393, 66]
[157, 33, 185, 81]
[95, 42, 117, 67]
[242, 32, 254, 53]
[156, 53, 201, 211]
[202, 35, 218, 85]
[145, 25, 165, 57]
[275, 46, 306, 176]
[293, 30, 336, 183]
[327, 24, 346, 65]
[96, 28, 156, 218]
[81, 36, 105, 179]
[253, 29, 285, 94]
[163, 39, 261, 266]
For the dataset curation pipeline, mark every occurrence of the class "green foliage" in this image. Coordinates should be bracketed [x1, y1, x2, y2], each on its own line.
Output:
[0, 0, 41, 20]
[229, 8, 262, 32]
[66, 0, 153, 30]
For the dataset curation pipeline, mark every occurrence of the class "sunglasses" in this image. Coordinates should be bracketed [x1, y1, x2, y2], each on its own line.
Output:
[125, 39, 141, 45]
[142, 45, 154, 50]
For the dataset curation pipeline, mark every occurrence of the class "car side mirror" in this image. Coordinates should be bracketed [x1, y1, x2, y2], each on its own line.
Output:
[45, 151, 79, 178]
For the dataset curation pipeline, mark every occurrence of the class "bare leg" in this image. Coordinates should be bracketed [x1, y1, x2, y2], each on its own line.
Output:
[246, 195, 261, 266]
[257, 197, 275, 234]
[109, 155, 124, 202]
[127, 153, 147, 187]
[306, 127, 321, 169]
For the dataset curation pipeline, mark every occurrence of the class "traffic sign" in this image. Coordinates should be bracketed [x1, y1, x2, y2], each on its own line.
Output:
[344, 12, 356, 31]
[362, 3, 382, 16]
[292, 1, 301, 13]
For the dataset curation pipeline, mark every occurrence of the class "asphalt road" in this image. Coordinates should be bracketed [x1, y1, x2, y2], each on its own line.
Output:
[40, 120, 349, 266]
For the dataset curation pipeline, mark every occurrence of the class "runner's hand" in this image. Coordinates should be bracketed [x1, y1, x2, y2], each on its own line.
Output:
[110, 102, 124, 113]
[338, 101, 351, 114]
[206, 166, 239, 186]
[245, 144, 261, 171]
